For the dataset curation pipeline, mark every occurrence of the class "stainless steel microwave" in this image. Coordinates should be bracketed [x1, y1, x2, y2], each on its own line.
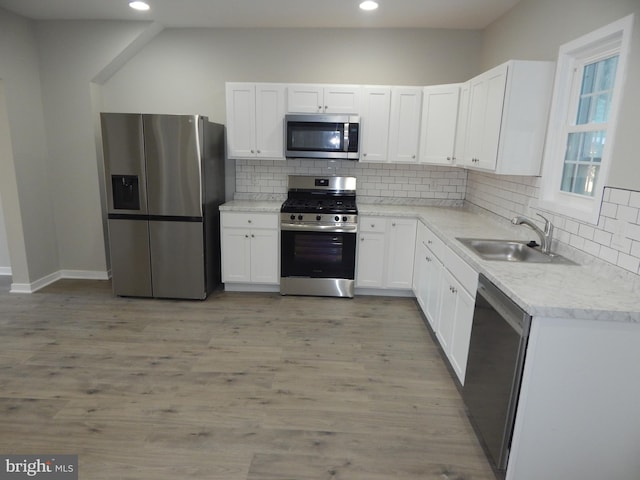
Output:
[285, 114, 360, 160]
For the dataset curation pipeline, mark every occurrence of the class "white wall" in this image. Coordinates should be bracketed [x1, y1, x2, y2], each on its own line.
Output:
[0, 8, 56, 286]
[102, 27, 483, 122]
[481, 0, 640, 191]
[465, 0, 640, 281]
[35, 20, 157, 276]
[0, 194, 10, 274]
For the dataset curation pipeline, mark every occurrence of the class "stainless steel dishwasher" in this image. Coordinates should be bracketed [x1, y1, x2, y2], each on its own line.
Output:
[463, 274, 531, 475]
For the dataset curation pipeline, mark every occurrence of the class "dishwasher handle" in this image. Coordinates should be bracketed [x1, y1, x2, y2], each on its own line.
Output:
[477, 277, 530, 336]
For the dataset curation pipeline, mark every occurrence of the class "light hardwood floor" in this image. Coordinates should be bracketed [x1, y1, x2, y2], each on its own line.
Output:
[0, 277, 495, 479]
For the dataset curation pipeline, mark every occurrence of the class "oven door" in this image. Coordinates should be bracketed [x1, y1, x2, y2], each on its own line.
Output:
[280, 229, 356, 280]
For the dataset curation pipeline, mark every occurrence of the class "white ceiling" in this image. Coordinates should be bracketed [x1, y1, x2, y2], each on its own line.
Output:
[0, 0, 521, 29]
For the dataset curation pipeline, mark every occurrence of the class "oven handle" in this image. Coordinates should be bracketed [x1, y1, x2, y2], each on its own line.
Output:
[280, 223, 358, 233]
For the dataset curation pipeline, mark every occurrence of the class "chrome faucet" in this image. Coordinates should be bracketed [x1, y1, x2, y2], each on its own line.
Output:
[511, 213, 554, 254]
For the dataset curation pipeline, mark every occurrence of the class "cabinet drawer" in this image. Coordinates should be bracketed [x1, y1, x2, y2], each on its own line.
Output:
[421, 224, 446, 260]
[221, 212, 278, 229]
[439, 243, 478, 296]
[359, 217, 387, 233]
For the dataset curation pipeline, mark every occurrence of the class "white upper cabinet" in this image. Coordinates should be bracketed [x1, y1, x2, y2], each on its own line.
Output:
[462, 60, 555, 175]
[225, 83, 286, 160]
[388, 87, 422, 163]
[418, 84, 461, 165]
[287, 84, 361, 114]
[359, 86, 391, 163]
[453, 82, 470, 167]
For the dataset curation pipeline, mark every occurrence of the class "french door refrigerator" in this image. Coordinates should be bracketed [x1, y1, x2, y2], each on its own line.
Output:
[100, 113, 225, 299]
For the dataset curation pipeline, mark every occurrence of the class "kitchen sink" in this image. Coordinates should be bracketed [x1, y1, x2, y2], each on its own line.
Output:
[457, 238, 576, 264]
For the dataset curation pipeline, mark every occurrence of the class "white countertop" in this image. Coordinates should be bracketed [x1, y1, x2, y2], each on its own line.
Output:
[220, 200, 640, 323]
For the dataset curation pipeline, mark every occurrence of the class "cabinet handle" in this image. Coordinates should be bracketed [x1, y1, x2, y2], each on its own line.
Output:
[324, 105, 328, 110]
[370, 224, 375, 228]
[450, 286, 457, 294]
[257, 150, 261, 154]
[425, 256, 431, 262]
[427, 240, 432, 245]
[250, 149, 254, 154]
[360, 237, 365, 241]
[251, 234, 255, 238]
[248, 219, 252, 223]
[392, 223, 396, 227]
[447, 156, 451, 161]
[412, 155, 416, 159]
[245, 234, 249, 238]
[363, 153, 367, 157]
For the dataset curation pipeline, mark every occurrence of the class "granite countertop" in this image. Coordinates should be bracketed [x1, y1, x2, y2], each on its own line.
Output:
[220, 200, 640, 323]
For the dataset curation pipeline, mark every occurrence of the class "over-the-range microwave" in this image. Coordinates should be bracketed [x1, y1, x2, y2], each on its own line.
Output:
[285, 114, 360, 160]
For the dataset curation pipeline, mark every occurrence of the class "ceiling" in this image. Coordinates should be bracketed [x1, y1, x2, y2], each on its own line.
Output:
[0, 0, 521, 29]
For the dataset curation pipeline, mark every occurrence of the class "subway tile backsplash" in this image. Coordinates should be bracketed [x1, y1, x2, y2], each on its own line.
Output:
[234, 160, 640, 282]
[234, 159, 466, 206]
[465, 170, 640, 280]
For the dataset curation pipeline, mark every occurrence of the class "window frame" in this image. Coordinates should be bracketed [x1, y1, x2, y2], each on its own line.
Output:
[538, 14, 634, 225]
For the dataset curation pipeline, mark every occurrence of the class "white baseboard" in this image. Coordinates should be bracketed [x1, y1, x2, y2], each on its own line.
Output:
[0, 266, 11, 276]
[60, 269, 110, 280]
[10, 269, 110, 294]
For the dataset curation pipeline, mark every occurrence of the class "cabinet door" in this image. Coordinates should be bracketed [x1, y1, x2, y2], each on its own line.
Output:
[287, 85, 324, 113]
[225, 83, 257, 158]
[453, 82, 470, 166]
[422, 245, 443, 331]
[255, 84, 286, 159]
[388, 87, 422, 163]
[464, 64, 508, 171]
[464, 77, 488, 167]
[385, 218, 417, 289]
[323, 85, 361, 114]
[360, 86, 391, 163]
[419, 84, 460, 165]
[449, 283, 475, 384]
[221, 227, 251, 282]
[356, 231, 386, 288]
[478, 66, 508, 171]
[415, 240, 443, 331]
[437, 268, 458, 353]
[250, 229, 279, 284]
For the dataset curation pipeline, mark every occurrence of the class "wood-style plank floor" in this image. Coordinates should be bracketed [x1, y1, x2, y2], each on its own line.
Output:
[0, 277, 495, 479]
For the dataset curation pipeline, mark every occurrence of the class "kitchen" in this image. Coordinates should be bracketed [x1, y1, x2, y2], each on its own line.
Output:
[1, 0, 640, 479]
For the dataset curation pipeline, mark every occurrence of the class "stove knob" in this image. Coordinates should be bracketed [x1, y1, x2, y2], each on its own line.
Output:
[298, 215, 303, 221]
[290, 214, 296, 220]
[316, 215, 322, 221]
[342, 216, 348, 222]
[334, 216, 340, 222]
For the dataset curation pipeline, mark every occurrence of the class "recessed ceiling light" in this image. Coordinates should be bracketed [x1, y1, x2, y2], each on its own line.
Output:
[359, 1, 379, 11]
[129, 1, 150, 11]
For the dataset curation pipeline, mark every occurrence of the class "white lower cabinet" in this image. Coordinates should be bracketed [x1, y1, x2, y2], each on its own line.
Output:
[221, 212, 279, 285]
[437, 268, 475, 383]
[356, 216, 417, 290]
[413, 220, 478, 384]
[413, 238, 443, 331]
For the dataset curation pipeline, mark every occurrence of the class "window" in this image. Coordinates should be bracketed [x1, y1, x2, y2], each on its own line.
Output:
[538, 15, 633, 224]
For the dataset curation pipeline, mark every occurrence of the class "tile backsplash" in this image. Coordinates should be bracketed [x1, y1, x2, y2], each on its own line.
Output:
[465, 170, 640, 278]
[233, 160, 640, 281]
[234, 159, 466, 205]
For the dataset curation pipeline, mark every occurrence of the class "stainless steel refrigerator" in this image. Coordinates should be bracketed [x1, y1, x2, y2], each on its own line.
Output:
[100, 113, 225, 299]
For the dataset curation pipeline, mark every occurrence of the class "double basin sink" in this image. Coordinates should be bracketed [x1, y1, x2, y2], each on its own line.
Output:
[457, 238, 576, 265]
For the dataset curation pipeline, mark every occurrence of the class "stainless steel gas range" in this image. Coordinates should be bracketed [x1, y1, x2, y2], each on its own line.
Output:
[280, 175, 358, 298]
